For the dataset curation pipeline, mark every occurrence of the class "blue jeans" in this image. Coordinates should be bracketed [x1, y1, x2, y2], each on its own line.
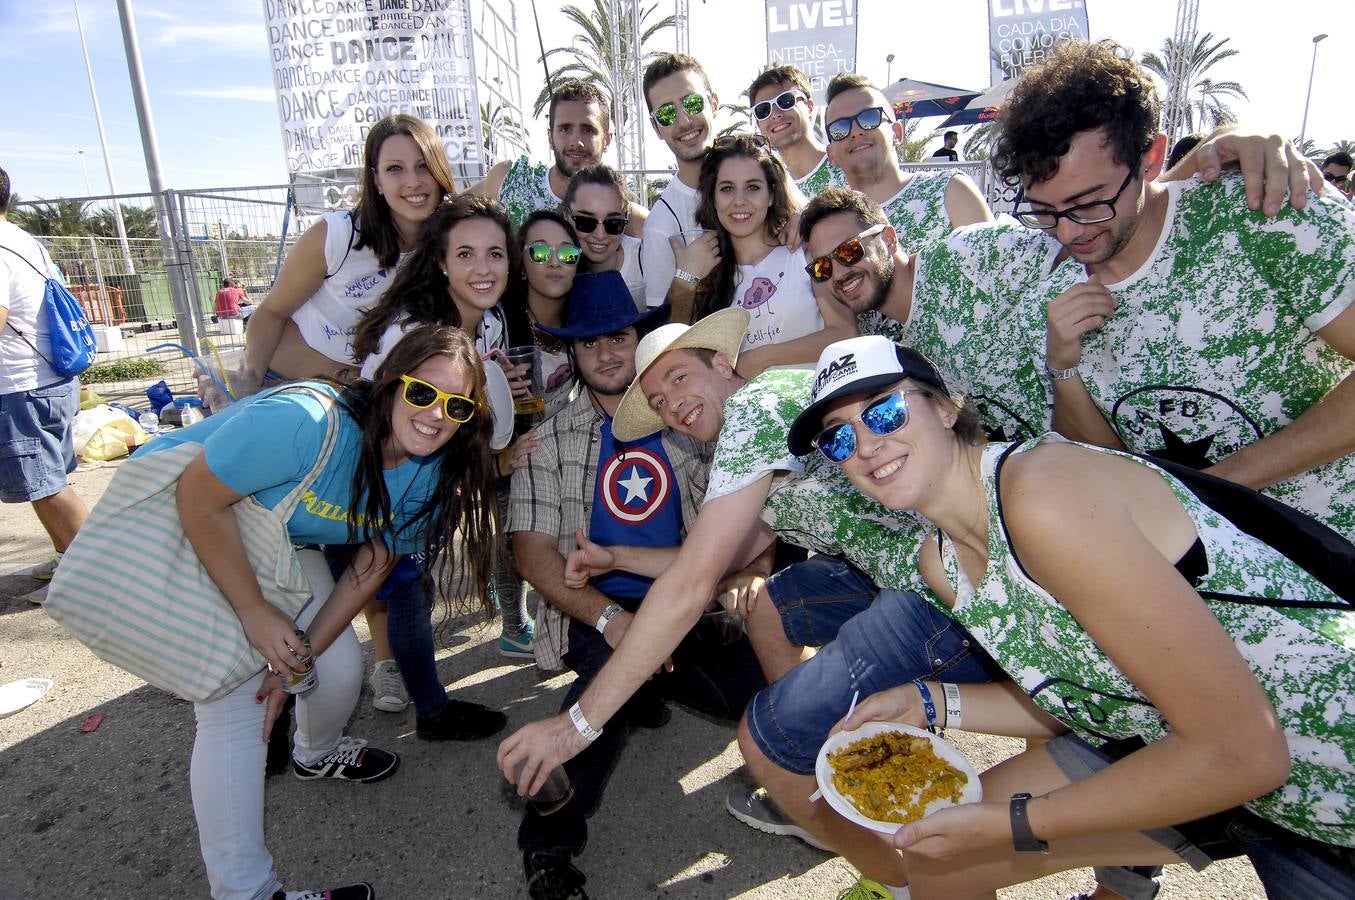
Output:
[518, 601, 766, 855]
[324, 548, 448, 718]
[748, 557, 1003, 775]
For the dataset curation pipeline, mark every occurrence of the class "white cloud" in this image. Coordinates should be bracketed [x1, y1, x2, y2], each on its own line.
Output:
[152, 22, 265, 54]
[175, 86, 277, 104]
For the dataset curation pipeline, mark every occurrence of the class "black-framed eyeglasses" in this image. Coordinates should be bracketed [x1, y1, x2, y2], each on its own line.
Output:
[1013, 157, 1143, 230]
[805, 223, 887, 282]
[571, 212, 629, 236]
[525, 241, 581, 266]
[398, 375, 476, 422]
[826, 107, 888, 143]
[752, 89, 805, 121]
[652, 92, 706, 128]
[815, 390, 929, 463]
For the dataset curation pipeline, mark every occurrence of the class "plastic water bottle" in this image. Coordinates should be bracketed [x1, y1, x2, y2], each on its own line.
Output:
[179, 404, 203, 426]
[138, 411, 160, 435]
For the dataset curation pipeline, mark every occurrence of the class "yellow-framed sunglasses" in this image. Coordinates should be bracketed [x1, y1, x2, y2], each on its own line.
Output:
[397, 375, 476, 422]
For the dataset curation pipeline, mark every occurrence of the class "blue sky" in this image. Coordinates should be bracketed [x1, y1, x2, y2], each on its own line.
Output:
[6, 0, 1350, 202]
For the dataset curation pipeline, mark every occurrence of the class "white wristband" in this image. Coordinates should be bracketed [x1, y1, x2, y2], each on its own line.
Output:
[568, 701, 602, 743]
[941, 682, 962, 730]
[595, 603, 621, 634]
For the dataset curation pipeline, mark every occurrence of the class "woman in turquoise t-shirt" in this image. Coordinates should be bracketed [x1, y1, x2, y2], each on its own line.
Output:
[786, 335, 1354, 900]
[171, 325, 497, 900]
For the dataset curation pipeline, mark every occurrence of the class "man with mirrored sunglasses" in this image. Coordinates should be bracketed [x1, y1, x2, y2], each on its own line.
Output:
[639, 53, 722, 323]
[469, 79, 648, 236]
[504, 272, 765, 900]
[821, 72, 992, 251]
[746, 64, 848, 199]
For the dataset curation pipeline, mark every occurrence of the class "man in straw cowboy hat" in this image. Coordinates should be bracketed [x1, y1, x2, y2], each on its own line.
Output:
[499, 305, 1002, 898]
[504, 271, 764, 900]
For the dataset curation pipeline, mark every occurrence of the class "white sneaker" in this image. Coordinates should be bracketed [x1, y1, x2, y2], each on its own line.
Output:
[368, 660, 408, 713]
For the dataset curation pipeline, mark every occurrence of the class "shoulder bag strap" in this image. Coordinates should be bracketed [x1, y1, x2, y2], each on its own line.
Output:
[271, 388, 343, 521]
[0, 245, 56, 366]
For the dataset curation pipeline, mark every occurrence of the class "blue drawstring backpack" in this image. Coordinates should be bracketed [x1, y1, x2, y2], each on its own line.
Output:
[1, 245, 98, 378]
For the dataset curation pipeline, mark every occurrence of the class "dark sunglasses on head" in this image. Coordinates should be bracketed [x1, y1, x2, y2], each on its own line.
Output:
[805, 223, 887, 283]
[826, 107, 888, 143]
[526, 240, 582, 266]
[652, 92, 706, 128]
[711, 133, 771, 152]
[815, 389, 929, 463]
[398, 375, 476, 422]
[753, 89, 805, 121]
[571, 212, 629, 236]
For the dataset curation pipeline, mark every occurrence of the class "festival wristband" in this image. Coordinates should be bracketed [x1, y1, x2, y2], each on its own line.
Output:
[941, 682, 962, 730]
[568, 702, 602, 743]
[673, 268, 701, 285]
[595, 603, 622, 634]
[913, 679, 937, 734]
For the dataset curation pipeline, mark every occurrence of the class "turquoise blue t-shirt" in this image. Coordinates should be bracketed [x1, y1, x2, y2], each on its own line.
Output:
[135, 383, 441, 553]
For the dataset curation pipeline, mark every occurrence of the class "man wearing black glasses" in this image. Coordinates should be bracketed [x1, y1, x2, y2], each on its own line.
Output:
[746, 64, 847, 198]
[639, 53, 722, 323]
[998, 40, 1355, 556]
[821, 72, 992, 253]
[1322, 152, 1352, 199]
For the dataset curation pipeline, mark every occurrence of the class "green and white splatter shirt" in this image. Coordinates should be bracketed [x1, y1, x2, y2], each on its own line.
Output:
[937, 435, 1355, 847]
[865, 219, 1068, 442]
[497, 156, 561, 229]
[704, 368, 928, 592]
[794, 153, 848, 199]
[1036, 174, 1355, 539]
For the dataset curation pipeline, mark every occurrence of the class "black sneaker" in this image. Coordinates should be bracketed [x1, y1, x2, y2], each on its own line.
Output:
[292, 738, 399, 783]
[416, 699, 507, 741]
[272, 883, 374, 900]
[523, 850, 589, 900]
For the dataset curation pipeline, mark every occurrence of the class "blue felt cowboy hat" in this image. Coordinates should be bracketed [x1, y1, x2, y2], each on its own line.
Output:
[535, 270, 671, 340]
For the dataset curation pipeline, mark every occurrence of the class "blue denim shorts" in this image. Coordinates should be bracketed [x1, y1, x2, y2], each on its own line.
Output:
[0, 377, 79, 503]
[1048, 733, 1355, 900]
[747, 575, 1001, 775]
[764, 553, 877, 648]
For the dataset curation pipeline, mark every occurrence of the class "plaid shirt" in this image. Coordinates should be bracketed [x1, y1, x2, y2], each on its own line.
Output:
[508, 390, 712, 665]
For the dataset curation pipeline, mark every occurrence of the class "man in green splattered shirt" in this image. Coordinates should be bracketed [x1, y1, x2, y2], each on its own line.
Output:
[468, 79, 647, 235]
[746, 64, 847, 199]
[996, 41, 1355, 543]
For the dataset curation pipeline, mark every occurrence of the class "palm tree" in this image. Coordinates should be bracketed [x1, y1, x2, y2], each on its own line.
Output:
[88, 204, 158, 239]
[530, 0, 676, 117]
[717, 101, 752, 138]
[10, 198, 94, 236]
[481, 98, 527, 161]
[1141, 33, 1249, 135]
[1325, 139, 1355, 159]
[962, 123, 995, 162]
[1293, 138, 1322, 159]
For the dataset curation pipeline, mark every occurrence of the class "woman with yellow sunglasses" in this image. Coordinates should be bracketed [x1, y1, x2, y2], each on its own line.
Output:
[138, 325, 499, 899]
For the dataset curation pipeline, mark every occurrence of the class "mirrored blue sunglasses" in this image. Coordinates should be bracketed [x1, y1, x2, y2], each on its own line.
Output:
[815, 389, 929, 463]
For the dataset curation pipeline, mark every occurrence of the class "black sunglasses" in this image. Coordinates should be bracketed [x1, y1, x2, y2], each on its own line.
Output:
[753, 89, 805, 121]
[571, 212, 629, 236]
[711, 133, 771, 151]
[826, 107, 887, 143]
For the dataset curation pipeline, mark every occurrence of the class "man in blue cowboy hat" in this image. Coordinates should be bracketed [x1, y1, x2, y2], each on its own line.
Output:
[506, 270, 766, 900]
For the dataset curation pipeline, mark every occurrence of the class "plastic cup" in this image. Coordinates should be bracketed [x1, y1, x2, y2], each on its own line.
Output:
[505, 345, 545, 416]
[513, 759, 574, 815]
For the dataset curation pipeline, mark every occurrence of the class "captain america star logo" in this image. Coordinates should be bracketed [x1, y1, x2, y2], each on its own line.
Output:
[600, 449, 671, 523]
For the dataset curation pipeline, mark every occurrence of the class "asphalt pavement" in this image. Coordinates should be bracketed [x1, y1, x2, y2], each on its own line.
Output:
[0, 459, 1264, 899]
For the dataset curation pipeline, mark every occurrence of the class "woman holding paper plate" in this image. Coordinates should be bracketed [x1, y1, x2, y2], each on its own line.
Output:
[787, 335, 1355, 900]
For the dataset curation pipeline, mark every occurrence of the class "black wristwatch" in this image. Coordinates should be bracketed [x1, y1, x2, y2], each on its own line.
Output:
[1009, 793, 1049, 853]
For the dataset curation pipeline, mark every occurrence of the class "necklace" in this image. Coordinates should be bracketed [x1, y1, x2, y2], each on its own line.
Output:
[527, 306, 564, 354]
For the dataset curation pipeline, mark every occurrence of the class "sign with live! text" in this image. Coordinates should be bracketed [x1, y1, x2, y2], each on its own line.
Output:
[987, 0, 1090, 85]
[262, 0, 483, 181]
[765, 0, 859, 108]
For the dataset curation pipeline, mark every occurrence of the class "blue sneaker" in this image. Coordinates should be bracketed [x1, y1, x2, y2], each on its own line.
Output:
[499, 621, 535, 660]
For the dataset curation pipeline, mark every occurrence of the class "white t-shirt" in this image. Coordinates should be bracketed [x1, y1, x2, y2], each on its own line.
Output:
[290, 212, 406, 366]
[619, 235, 646, 312]
[640, 178, 702, 309]
[0, 220, 61, 393]
[734, 246, 821, 353]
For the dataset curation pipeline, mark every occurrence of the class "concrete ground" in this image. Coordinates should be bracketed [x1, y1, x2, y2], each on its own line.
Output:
[0, 460, 1265, 899]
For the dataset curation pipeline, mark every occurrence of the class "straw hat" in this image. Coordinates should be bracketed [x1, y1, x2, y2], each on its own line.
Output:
[611, 307, 751, 441]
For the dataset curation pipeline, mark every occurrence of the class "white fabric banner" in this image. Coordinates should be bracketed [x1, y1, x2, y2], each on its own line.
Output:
[765, 0, 859, 107]
[262, 0, 483, 179]
[988, 0, 1091, 85]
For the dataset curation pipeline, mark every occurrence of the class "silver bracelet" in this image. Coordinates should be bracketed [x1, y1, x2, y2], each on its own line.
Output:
[941, 682, 962, 730]
[568, 701, 602, 743]
[1045, 361, 1081, 381]
[595, 603, 622, 634]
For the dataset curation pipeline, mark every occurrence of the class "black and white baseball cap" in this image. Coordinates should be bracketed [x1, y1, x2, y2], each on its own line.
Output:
[787, 335, 950, 456]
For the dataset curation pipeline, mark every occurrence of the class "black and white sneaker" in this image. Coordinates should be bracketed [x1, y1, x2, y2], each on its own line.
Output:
[272, 883, 375, 900]
[292, 737, 399, 784]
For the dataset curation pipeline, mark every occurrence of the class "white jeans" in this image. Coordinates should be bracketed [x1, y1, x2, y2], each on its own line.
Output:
[190, 549, 362, 900]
